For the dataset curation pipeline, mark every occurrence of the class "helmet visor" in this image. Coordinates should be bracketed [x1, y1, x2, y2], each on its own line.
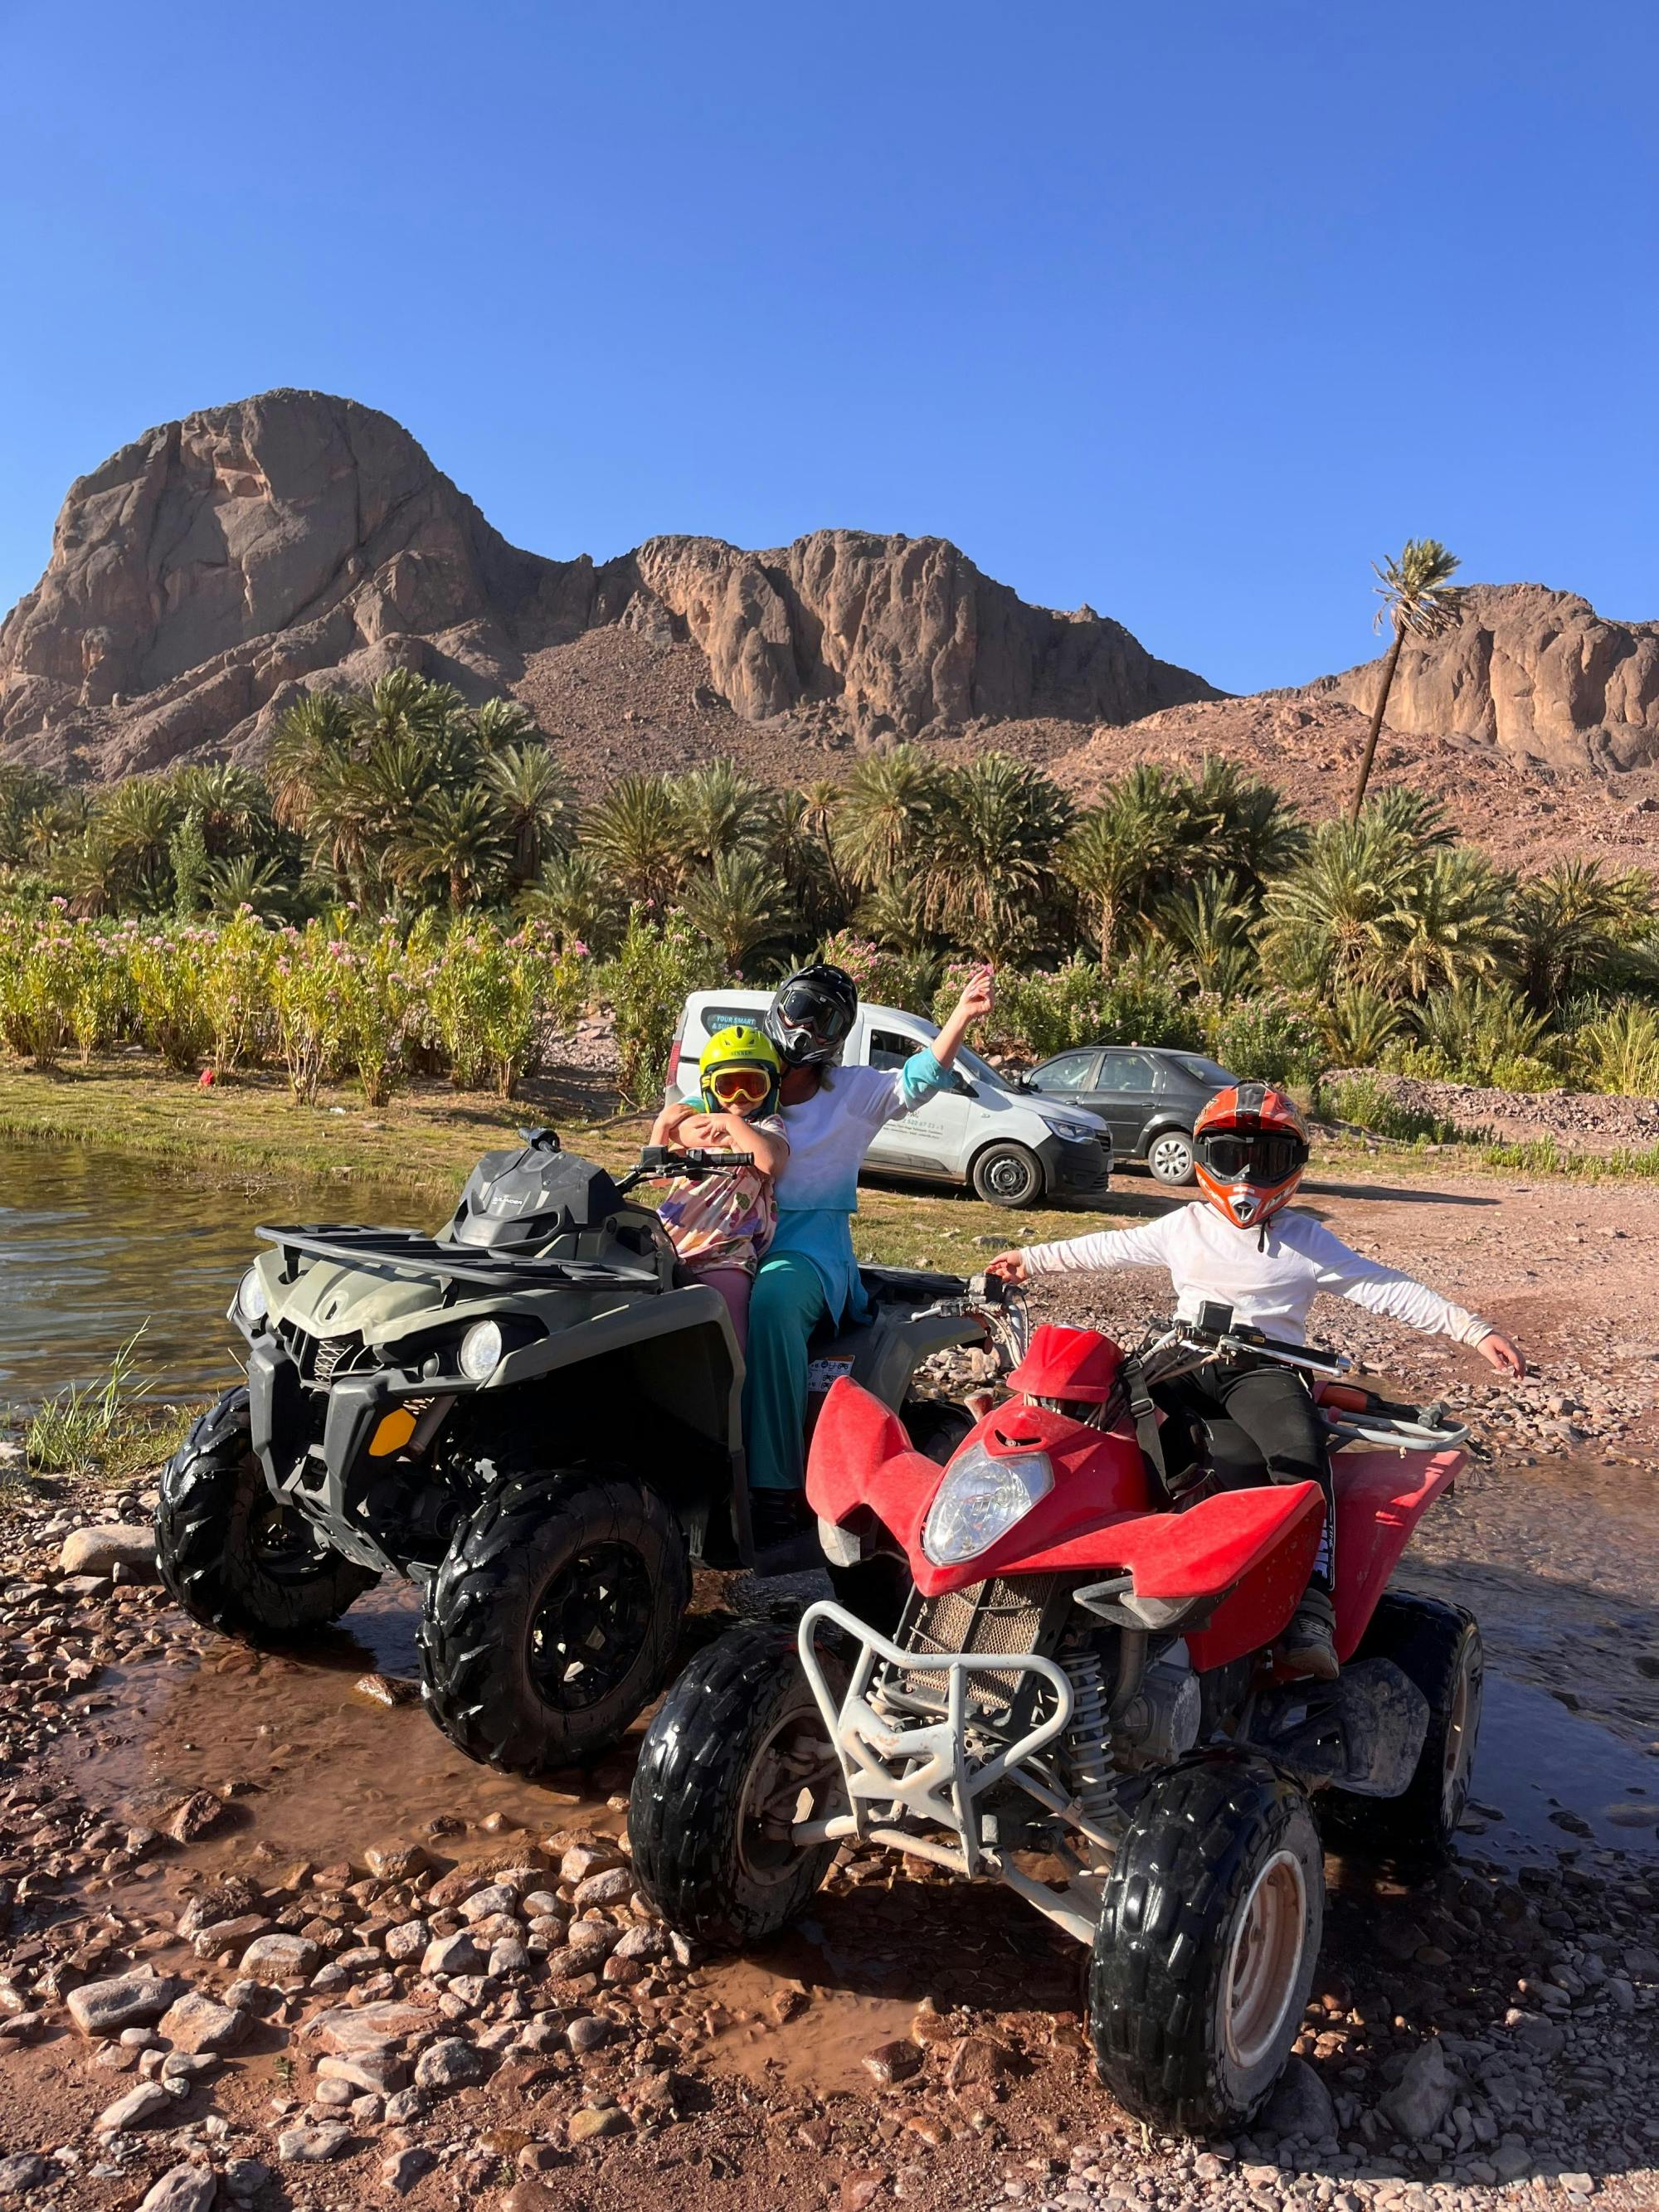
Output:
[774, 979, 854, 1051]
[1198, 1129, 1308, 1185]
[708, 1066, 771, 1108]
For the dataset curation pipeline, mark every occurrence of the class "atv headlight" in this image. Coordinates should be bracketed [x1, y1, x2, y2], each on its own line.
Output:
[459, 1320, 504, 1381]
[922, 1441, 1053, 1568]
[237, 1266, 269, 1325]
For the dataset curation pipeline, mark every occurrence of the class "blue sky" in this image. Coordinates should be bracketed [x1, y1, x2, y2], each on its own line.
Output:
[2, 1, 1654, 696]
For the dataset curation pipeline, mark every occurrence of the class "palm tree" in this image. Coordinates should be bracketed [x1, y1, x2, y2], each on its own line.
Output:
[482, 743, 575, 886]
[581, 774, 684, 908]
[205, 851, 292, 922]
[268, 692, 355, 829]
[1391, 848, 1511, 997]
[1058, 771, 1182, 963]
[1510, 860, 1630, 1011]
[392, 787, 509, 908]
[468, 697, 542, 754]
[1180, 756, 1306, 889]
[764, 789, 848, 940]
[681, 850, 792, 975]
[1322, 983, 1406, 1067]
[674, 760, 771, 868]
[922, 754, 1072, 960]
[521, 848, 625, 955]
[1349, 539, 1465, 820]
[857, 872, 935, 955]
[834, 745, 945, 891]
[1158, 873, 1261, 995]
[167, 762, 273, 858]
[81, 776, 185, 912]
[1260, 813, 1421, 990]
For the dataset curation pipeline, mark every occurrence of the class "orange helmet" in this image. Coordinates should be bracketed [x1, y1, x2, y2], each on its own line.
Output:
[1193, 1083, 1310, 1232]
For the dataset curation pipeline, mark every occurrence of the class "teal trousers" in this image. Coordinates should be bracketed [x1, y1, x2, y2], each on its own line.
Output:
[742, 1251, 828, 1492]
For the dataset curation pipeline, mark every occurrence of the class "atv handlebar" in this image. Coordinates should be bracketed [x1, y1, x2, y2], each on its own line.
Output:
[620, 1145, 755, 1194]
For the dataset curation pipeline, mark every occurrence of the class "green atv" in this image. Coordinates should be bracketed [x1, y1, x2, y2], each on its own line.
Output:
[154, 1129, 1014, 1777]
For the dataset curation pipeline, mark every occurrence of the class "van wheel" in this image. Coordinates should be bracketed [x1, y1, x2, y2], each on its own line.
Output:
[972, 1142, 1044, 1208]
[419, 1470, 688, 1776]
[1147, 1130, 1196, 1185]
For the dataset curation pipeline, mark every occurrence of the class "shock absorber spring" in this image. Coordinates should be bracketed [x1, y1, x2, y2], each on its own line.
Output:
[1061, 1646, 1118, 1830]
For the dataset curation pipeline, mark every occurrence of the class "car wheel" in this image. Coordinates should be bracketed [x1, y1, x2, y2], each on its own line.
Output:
[971, 1141, 1044, 1208]
[1147, 1129, 1196, 1185]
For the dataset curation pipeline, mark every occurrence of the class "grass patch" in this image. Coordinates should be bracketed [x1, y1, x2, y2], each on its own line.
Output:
[1316, 1074, 1482, 1147]
[14, 1329, 192, 1485]
[1478, 1136, 1659, 1182]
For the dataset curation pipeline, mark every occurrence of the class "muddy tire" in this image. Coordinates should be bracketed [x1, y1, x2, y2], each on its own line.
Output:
[419, 1471, 687, 1776]
[1089, 1753, 1324, 2133]
[629, 1625, 842, 1947]
[1321, 1593, 1481, 1867]
[155, 1387, 378, 1641]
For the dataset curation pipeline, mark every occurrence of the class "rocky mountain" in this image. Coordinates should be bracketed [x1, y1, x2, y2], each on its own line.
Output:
[0, 391, 1215, 779]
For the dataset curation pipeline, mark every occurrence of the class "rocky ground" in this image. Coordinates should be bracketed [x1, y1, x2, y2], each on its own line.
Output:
[1318, 1079, 1659, 1159]
[2, 1166, 1657, 2212]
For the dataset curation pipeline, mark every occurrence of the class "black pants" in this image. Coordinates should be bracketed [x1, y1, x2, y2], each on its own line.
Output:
[1178, 1359, 1335, 1588]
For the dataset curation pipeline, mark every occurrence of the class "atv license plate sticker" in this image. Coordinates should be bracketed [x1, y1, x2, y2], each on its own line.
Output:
[807, 1357, 855, 1395]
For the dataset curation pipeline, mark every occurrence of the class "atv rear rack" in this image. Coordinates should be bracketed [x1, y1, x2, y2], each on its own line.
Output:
[794, 1598, 1103, 1944]
[256, 1223, 659, 1296]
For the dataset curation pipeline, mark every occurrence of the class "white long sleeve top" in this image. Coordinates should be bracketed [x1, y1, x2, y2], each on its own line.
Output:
[1023, 1203, 1493, 1348]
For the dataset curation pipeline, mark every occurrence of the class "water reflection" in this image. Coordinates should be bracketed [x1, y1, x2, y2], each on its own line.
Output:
[0, 1140, 411, 1408]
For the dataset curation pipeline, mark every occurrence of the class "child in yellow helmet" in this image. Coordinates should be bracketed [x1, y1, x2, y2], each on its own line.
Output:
[649, 1025, 791, 1356]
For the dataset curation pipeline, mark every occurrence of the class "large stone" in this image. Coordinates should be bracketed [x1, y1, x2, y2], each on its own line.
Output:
[1379, 2035, 1456, 2142]
[421, 1930, 485, 1978]
[95, 2080, 174, 2132]
[307, 1999, 434, 2055]
[67, 1971, 181, 2037]
[0, 2157, 49, 2199]
[1265, 2055, 1337, 2142]
[458, 1884, 519, 1923]
[192, 1914, 270, 1961]
[413, 2035, 488, 2089]
[276, 2124, 352, 2163]
[59, 1524, 157, 1579]
[135, 2164, 217, 2212]
[567, 2103, 631, 2143]
[158, 1991, 251, 2054]
[239, 1933, 319, 1980]
[319, 2049, 408, 2095]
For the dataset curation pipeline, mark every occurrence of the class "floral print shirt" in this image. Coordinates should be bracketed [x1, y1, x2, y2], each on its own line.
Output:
[656, 1114, 787, 1276]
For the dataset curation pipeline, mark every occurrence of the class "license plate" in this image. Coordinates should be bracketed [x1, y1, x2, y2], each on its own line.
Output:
[807, 1357, 855, 1395]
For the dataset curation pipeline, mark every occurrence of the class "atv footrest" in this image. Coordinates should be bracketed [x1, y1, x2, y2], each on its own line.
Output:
[795, 1599, 1074, 1877]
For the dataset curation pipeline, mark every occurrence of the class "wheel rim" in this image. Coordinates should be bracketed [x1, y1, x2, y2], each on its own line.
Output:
[1440, 1636, 1482, 1830]
[1150, 1134, 1191, 1180]
[247, 1490, 332, 1584]
[735, 1705, 839, 1887]
[1223, 1847, 1307, 2071]
[527, 1542, 654, 1711]
[985, 1152, 1035, 1201]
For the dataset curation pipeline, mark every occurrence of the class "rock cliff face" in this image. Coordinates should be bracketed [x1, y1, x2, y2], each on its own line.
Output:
[0, 392, 1213, 777]
[1320, 583, 1659, 774]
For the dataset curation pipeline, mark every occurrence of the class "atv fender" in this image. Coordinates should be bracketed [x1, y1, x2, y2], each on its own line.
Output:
[1332, 1449, 1462, 1660]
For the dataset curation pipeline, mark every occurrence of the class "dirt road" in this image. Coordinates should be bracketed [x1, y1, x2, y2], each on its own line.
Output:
[1, 1163, 1657, 2212]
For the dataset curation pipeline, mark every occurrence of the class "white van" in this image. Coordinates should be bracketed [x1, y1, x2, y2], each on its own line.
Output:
[668, 991, 1112, 1208]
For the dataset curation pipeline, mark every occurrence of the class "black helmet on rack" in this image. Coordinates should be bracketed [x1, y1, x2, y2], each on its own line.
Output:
[764, 964, 859, 1067]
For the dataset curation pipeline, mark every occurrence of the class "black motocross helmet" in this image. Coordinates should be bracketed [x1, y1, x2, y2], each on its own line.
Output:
[765, 963, 859, 1067]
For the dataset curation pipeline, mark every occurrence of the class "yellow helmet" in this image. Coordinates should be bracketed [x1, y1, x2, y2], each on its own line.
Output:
[698, 1023, 781, 1116]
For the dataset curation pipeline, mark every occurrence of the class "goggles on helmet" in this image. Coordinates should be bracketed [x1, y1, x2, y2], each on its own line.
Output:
[772, 977, 854, 1051]
[1196, 1129, 1309, 1185]
[707, 1065, 772, 1108]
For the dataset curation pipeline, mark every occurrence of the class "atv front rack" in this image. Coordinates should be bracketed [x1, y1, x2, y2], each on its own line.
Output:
[257, 1223, 658, 1296]
[794, 1599, 1101, 1944]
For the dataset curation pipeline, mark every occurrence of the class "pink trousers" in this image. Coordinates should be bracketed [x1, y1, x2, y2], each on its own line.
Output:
[695, 1265, 752, 1356]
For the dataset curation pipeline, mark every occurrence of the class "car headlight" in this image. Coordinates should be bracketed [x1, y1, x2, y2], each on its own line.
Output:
[1048, 1120, 1100, 1145]
[922, 1441, 1053, 1567]
[237, 1266, 269, 1325]
[459, 1320, 504, 1381]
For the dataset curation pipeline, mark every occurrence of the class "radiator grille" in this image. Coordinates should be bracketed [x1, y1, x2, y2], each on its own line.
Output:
[896, 1574, 1058, 1725]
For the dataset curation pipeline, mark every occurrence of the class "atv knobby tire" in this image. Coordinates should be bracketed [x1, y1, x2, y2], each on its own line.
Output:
[419, 1470, 687, 1776]
[1089, 1752, 1323, 2133]
[154, 1388, 379, 1641]
[629, 1624, 842, 1947]
[1321, 1592, 1482, 1867]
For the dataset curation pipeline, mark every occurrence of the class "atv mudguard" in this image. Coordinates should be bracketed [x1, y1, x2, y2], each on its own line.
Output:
[1331, 1446, 1462, 1661]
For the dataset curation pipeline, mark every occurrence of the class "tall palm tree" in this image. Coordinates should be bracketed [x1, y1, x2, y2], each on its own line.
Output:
[581, 775, 684, 909]
[764, 789, 847, 940]
[1509, 859, 1629, 1011]
[834, 745, 945, 891]
[482, 743, 575, 886]
[1391, 848, 1511, 997]
[267, 692, 355, 829]
[1349, 538, 1465, 821]
[392, 787, 509, 909]
[1158, 873, 1260, 994]
[1181, 756, 1306, 889]
[1058, 772, 1181, 963]
[922, 754, 1072, 960]
[674, 759, 771, 868]
[520, 848, 625, 955]
[682, 850, 792, 975]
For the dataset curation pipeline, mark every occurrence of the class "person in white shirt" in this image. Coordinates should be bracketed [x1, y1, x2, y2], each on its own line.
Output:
[987, 1082, 1524, 1680]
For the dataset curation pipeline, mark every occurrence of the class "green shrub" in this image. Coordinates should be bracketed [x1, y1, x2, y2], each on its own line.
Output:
[129, 930, 212, 1071]
[271, 922, 352, 1103]
[812, 932, 940, 1017]
[609, 912, 719, 1109]
[0, 904, 80, 1067]
[202, 908, 277, 1074]
[1569, 1000, 1659, 1097]
[1208, 994, 1325, 1087]
[934, 956, 1204, 1062]
[1317, 1074, 1471, 1145]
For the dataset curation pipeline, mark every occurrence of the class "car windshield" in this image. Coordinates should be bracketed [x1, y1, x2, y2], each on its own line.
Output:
[1173, 1054, 1234, 1086]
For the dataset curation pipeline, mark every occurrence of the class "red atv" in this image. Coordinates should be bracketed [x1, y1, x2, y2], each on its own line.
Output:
[629, 1299, 1481, 2134]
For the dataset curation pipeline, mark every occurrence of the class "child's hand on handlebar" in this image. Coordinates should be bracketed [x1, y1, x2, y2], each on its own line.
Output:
[984, 1250, 1029, 1286]
[1477, 1330, 1525, 1378]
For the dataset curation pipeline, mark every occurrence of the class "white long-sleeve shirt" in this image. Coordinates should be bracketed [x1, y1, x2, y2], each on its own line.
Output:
[1024, 1203, 1492, 1348]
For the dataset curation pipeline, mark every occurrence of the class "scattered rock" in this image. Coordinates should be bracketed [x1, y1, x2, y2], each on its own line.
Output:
[164, 1789, 228, 1842]
[0, 2158, 49, 2200]
[276, 2123, 353, 2163]
[365, 1840, 431, 1881]
[134, 2163, 217, 2212]
[567, 2103, 632, 2142]
[158, 1991, 250, 2054]
[67, 1971, 182, 2038]
[1379, 2035, 1455, 2141]
[421, 1930, 485, 1978]
[945, 2035, 1014, 2089]
[60, 1524, 157, 1579]
[95, 2079, 175, 2132]
[414, 2035, 488, 2090]
[864, 2038, 923, 2085]
[382, 2146, 436, 2194]
[240, 1932, 319, 1980]
[1266, 2054, 1336, 2141]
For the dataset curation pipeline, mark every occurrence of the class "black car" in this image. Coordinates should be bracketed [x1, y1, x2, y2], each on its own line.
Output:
[1021, 1045, 1238, 1185]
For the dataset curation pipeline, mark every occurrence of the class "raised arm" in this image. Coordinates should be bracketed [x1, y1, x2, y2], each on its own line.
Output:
[986, 1214, 1178, 1286]
[1306, 1223, 1525, 1374]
